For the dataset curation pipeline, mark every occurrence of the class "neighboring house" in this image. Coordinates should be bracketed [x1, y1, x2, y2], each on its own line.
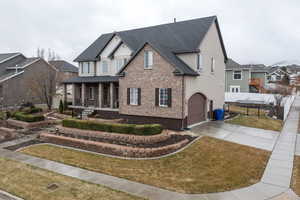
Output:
[63, 16, 227, 130]
[225, 59, 268, 93]
[0, 53, 56, 107]
[267, 67, 290, 82]
[49, 60, 78, 108]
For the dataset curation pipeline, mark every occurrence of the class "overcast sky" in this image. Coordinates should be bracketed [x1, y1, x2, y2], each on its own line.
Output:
[0, 0, 300, 66]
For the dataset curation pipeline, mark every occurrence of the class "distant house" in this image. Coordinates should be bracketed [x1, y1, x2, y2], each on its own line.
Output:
[0, 53, 56, 107]
[225, 59, 268, 93]
[266, 67, 290, 82]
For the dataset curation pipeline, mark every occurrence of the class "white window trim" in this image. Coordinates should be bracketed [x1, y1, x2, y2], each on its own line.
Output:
[144, 51, 153, 69]
[211, 57, 215, 73]
[130, 88, 138, 105]
[102, 60, 109, 74]
[233, 70, 242, 80]
[230, 85, 240, 93]
[159, 88, 168, 107]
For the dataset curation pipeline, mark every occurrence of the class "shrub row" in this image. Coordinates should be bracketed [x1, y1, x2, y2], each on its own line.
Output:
[62, 118, 163, 135]
[14, 112, 45, 122]
[22, 107, 43, 114]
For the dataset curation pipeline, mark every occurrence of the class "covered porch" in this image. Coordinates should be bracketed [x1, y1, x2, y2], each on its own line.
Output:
[63, 76, 119, 111]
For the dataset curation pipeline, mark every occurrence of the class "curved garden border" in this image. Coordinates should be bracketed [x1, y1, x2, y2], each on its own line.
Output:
[7, 119, 59, 129]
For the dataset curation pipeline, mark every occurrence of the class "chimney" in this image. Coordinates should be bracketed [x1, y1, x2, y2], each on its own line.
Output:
[174, 18, 176, 23]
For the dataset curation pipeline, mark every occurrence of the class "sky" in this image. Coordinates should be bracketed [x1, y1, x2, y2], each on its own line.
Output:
[0, 0, 300, 66]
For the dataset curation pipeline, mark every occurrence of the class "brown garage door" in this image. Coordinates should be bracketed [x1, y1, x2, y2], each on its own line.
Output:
[187, 93, 206, 126]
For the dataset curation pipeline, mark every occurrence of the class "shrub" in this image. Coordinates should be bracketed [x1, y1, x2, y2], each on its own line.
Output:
[14, 112, 45, 122]
[63, 101, 69, 111]
[30, 107, 43, 114]
[62, 119, 163, 135]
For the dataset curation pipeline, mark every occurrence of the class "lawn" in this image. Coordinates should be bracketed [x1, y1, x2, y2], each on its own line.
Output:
[228, 105, 266, 116]
[226, 115, 283, 132]
[291, 156, 300, 195]
[20, 136, 271, 194]
[0, 158, 144, 200]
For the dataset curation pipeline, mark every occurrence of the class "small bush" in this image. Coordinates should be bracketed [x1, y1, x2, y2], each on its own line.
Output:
[30, 107, 43, 114]
[14, 112, 45, 122]
[59, 100, 64, 114]
[62, 119, 163, 135]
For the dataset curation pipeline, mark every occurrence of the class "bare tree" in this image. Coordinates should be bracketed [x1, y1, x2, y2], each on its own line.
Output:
[37, 48, 60, 61]
[25, 65, 59, 110]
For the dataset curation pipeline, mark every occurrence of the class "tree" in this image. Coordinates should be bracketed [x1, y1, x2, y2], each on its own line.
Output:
[281, 74, 290, 86]
[25, 64, 59, 110]
[37, 48, 60, 61]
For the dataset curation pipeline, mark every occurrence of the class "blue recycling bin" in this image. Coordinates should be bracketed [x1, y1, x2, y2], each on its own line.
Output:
[214, 109, 224, 120]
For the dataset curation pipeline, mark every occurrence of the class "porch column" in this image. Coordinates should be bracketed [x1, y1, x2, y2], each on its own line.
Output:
[63, 84, 67, 103]
[110, 82, 114, 109]
[72, 83, 75, 105]
[81, 83, 85, 106]
[98, 83, 102, 108]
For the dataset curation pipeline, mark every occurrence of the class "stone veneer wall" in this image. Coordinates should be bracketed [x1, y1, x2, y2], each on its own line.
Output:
[119, 44, 184, 120]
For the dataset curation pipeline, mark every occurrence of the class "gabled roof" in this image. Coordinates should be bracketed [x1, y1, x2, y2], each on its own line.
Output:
[74, 16, 227, 76]
[226, 59, 269, 73]
[49, 60, 78, 73]
[0, 53, 21, 64]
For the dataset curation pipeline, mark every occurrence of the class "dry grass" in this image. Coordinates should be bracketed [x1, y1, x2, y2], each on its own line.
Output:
[291, 156, 300, 195]
[226, 115, 283, 132]
[228, 105, 266, 116]
[0, 158, 144, 200]
[20, 137, 271, 194]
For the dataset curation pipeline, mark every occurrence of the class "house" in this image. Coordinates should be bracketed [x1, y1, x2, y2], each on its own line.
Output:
[49, 60, 78, 102]
[63, 16, 227, 130]
[225, 59, 269, 93]
[267, 67, 290, 82]
[0, 53, 57, 107]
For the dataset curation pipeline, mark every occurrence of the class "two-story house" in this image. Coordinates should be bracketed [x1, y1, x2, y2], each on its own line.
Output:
[63, 16, 227, 130]
[225, 59, 269, 93]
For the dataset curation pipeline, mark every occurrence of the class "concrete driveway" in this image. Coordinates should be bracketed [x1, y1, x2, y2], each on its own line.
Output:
[191, 121, 280, 151]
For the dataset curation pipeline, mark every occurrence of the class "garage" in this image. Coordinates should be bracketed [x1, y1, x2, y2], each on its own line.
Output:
[187, 93, 207, 126]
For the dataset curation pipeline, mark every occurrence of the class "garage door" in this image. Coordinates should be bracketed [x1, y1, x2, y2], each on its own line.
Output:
[187, 93, 206, 126]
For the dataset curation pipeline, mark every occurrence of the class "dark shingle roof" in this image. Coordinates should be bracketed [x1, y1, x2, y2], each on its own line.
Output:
[226, 59, 269, 72]
[63, 76, 119, 84]
[0, 53, 20, 63]
[49, 60, 78, 73]
[74, 16, 227, 76]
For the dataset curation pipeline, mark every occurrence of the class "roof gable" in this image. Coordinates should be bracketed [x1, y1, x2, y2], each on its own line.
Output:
[49, 60, 78, 73]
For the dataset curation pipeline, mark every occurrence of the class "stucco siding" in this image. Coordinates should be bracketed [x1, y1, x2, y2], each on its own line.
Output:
[184, 22, 225, 116]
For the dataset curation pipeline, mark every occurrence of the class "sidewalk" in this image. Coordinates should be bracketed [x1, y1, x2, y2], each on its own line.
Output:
[0, 98, 299, 200]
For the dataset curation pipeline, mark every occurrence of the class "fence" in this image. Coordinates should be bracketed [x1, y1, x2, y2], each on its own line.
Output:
[283, 96, 295, 121]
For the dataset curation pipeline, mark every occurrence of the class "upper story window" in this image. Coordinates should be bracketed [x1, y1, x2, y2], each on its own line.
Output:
[197, 54, 203, 72]
[211, 57, 215, 73]
[233, 70, 242, 80]
[116, 59, 126, 72]
[102, 61, 108, 74]
[144, 51, 153, 69]
[83, 62, 89, 74]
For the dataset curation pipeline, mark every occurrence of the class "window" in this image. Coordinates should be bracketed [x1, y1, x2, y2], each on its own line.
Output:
[233, 71, 242, 80]
[197, 54, 203, 71]
[129, 88, 139, 105]
[230, 86, 240, 93]
[102, 61, 108, 73]
[80, 63, 83, 74]
[211, 57, 215, 73]
[89, 87, 94, 99]
[116, 59, 126, 72]
[159, 88, 169, 107]
[83, 62, 89, 74]
[144, 51, 153, 69]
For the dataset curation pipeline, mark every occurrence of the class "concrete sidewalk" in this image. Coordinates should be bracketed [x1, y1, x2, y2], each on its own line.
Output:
[0, 97, 300, 200]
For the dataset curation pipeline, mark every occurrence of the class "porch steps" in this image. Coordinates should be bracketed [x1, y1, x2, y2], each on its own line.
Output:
[81, 108, 94, 120]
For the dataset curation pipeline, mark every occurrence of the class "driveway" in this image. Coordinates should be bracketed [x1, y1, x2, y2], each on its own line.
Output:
[191, 121, 280, 151]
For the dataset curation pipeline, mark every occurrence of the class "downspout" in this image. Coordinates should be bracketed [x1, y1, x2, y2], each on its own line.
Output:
[181, 75, 185, 130]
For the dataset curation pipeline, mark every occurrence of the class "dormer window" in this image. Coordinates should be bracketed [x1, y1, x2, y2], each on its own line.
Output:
[116, 59, 126, 72]
[83, 62, 89, 74]
[197, 53, 203, 72]
[144, 51, 153, 69]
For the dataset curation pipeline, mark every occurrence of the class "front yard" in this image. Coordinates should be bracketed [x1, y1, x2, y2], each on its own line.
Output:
[20, 136, 271, 194]
[226, 115, 283, 132]
[0, 158, 143, 200]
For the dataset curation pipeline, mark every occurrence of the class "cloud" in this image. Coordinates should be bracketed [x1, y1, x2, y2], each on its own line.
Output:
[0, 0, 299, 66]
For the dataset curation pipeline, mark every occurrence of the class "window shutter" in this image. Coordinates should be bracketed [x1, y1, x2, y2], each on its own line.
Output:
[138, 88, 141, 105]
[197, 54, 200, 70]
[168, 88, 172, 107]
[155, 88, 159, 106]
[127, 88, 130, 105]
